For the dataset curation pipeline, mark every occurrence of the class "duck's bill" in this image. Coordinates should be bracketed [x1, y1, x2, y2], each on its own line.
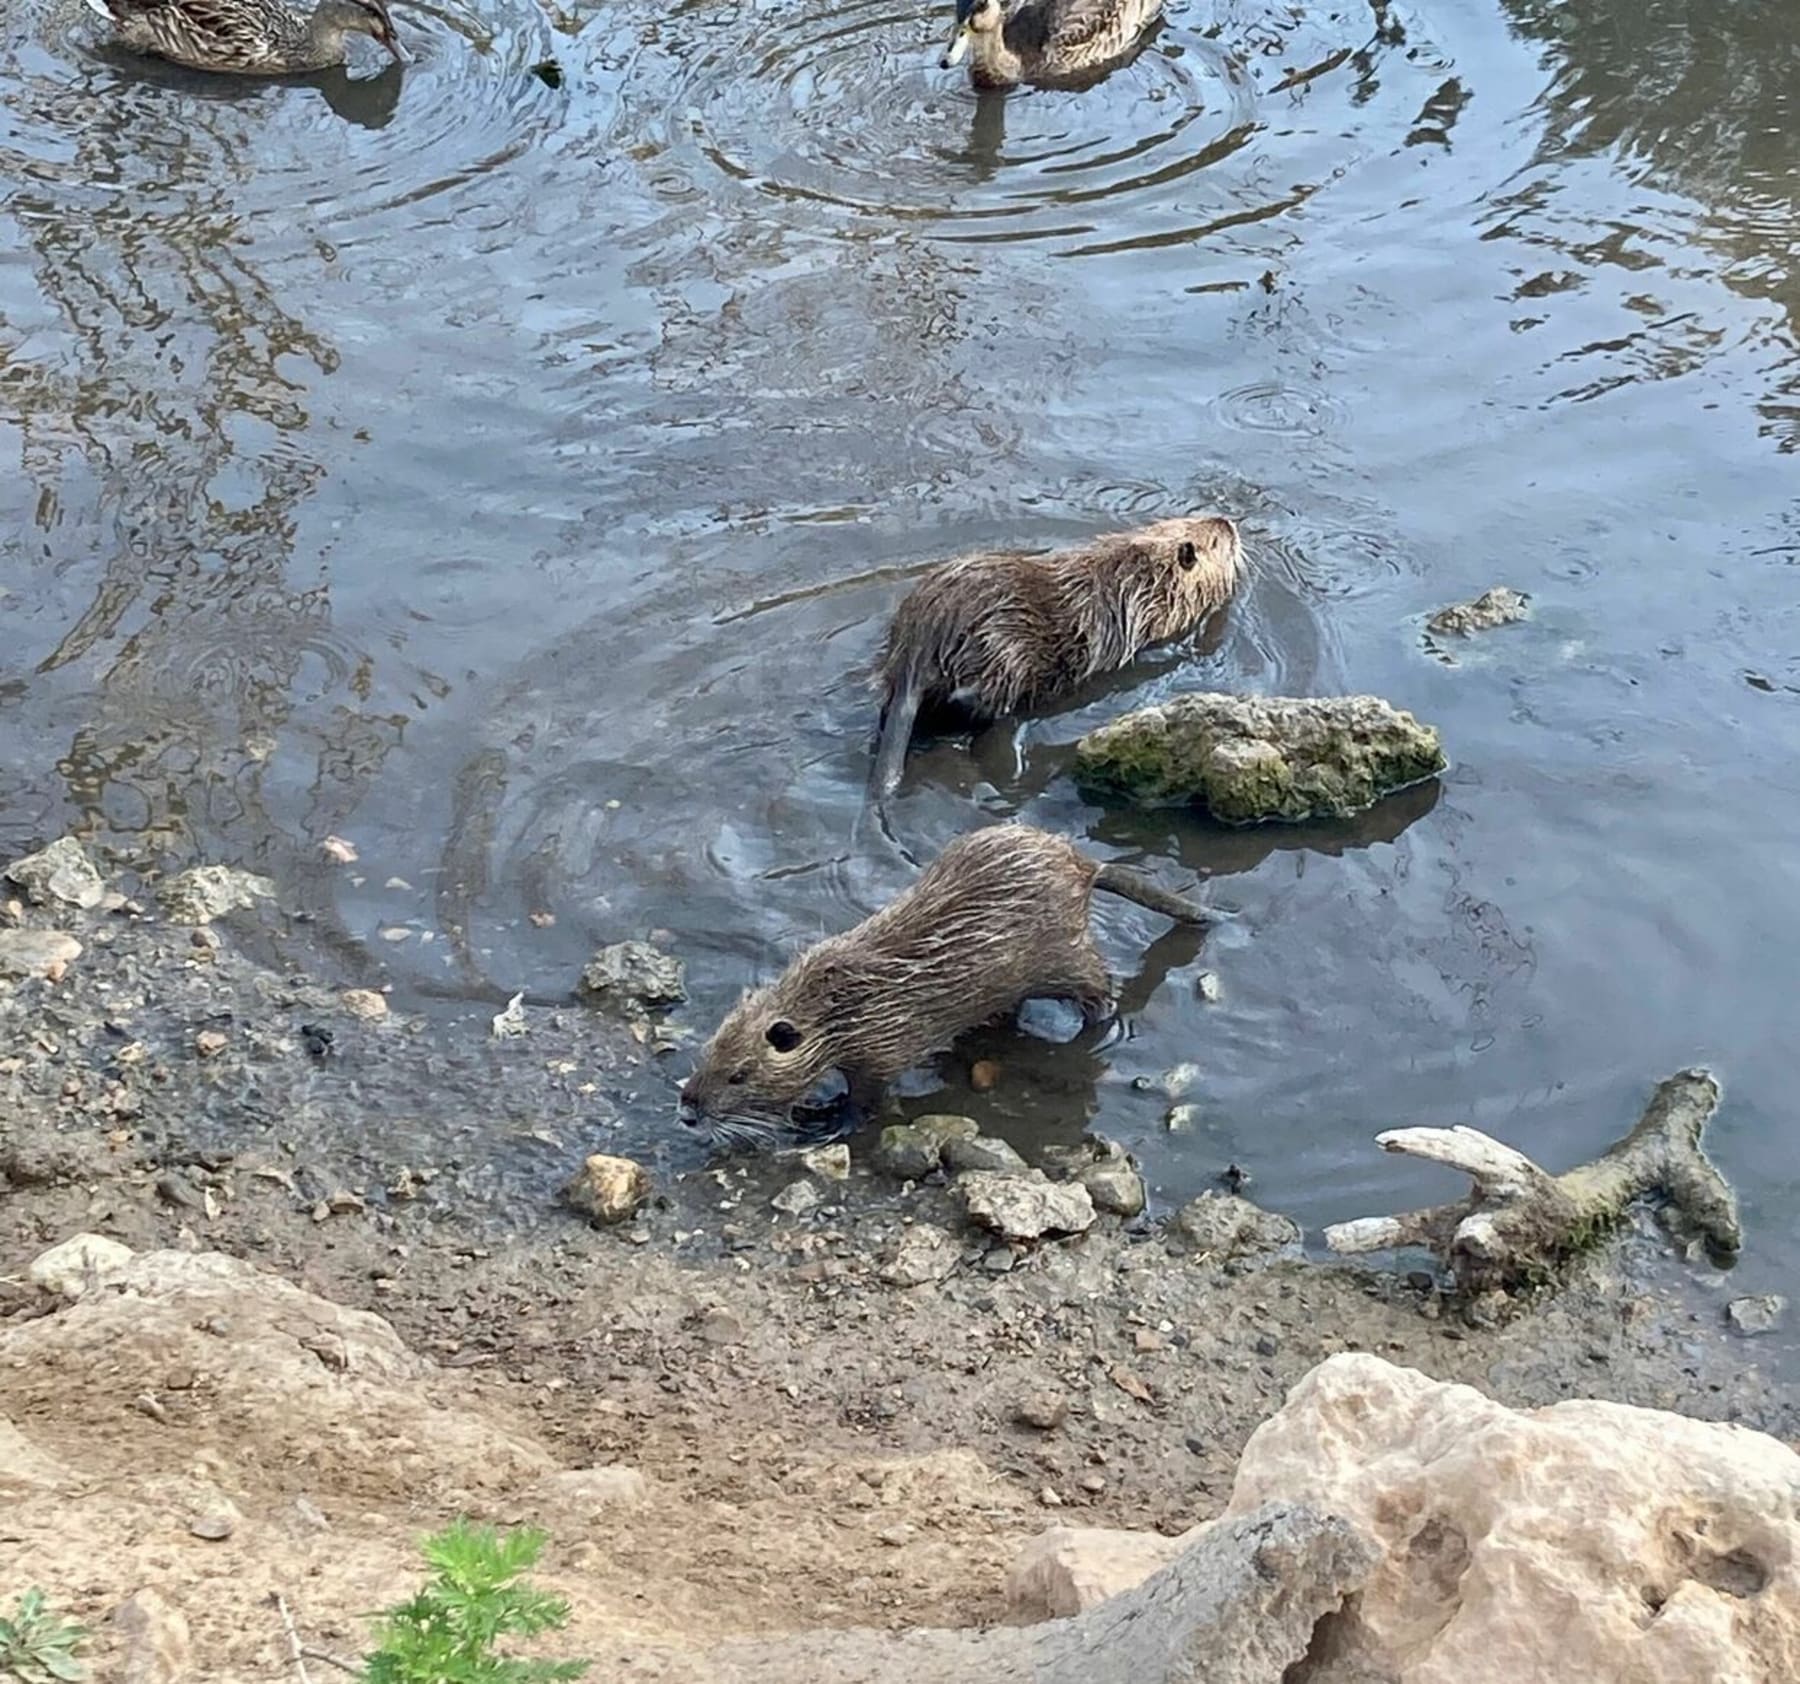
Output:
[940, 22, 971, 67]
[381, 32, 408, 64]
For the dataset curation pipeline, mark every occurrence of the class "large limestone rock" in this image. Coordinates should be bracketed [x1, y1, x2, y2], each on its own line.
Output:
[1075, 693, 1445, 823]
[1225, 1353, 1800, 1683]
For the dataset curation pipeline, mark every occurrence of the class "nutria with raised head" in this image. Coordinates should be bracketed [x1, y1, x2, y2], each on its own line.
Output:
[869, 515, 1241, 804]
[677, 822, 1216, 1150]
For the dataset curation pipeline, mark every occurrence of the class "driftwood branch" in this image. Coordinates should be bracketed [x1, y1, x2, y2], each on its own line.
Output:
[1324, 1069, 1739, 1293]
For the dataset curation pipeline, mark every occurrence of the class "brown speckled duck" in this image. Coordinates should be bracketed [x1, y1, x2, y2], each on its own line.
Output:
[86, 0, 404, 74]
[939, 0, 1161, 88]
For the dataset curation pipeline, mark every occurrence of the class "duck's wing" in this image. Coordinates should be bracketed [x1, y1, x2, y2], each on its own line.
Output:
[100, 0, 277, 41]
[1031, 0, 1160, 60]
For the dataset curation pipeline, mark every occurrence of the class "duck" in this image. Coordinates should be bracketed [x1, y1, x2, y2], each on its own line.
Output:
[85, 0, 404, 74]
[939, 0, 1161, 89]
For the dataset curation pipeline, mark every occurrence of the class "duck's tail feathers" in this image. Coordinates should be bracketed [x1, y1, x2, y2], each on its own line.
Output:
[83, 0, 117, 21]
[1092, 864, 1225, 927]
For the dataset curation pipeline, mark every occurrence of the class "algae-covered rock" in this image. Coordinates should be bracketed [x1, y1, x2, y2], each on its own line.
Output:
[1074, 693, 1445, 823]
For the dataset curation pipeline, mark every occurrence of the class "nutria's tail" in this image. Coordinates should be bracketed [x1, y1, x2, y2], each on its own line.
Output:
[1093, 864, 1224, 927]
[869, 660, 925, 808]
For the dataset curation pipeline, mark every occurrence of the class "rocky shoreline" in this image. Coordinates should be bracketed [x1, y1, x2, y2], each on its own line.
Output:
[3, 838, 1797, 1679]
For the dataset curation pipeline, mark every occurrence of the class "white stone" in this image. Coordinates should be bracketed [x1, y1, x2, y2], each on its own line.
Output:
[29, 1232, 135, 1299]
[4, 837, 106, 909]
[0, 929, 82, 979]
[536, 1465, 649, 1507]
[1007, 1525, 1187, 1620]
[956, 1170, 1095, 1240]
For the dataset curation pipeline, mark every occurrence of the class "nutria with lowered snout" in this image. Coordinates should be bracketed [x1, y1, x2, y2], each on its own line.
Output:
[869, 515, 1241, 805]
[677, 822, 1217, 1150]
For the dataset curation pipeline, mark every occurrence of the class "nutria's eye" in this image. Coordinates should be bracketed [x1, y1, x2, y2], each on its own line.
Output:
[728, 1069, 748, 1085]
[1177, 541, 1198, 571]
[765, 1020, 802, 1054]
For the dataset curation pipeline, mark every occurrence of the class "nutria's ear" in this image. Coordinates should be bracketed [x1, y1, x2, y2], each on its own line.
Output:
[765, 1019, 803, 1053]
[1177, 541, 1199, 571]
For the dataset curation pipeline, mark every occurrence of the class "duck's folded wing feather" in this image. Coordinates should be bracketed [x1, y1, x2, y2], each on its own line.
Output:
[105, 0, 273, 37]
[1040, 0, 1156, 57]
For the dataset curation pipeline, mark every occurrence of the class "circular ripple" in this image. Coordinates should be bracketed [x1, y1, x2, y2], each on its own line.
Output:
[1211, 379, 1349, 437]
[629, 0, 1260, 247]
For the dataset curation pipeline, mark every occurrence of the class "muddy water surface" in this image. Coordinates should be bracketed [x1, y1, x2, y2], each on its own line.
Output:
[2, 1, 1796, 1318]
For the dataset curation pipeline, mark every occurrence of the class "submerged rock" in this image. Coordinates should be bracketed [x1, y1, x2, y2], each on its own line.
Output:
[957, 1170, 1095, 1241]
[577, 941, 686, 1017]
[1074, 692, 1445, 823]
[1428, 585, 1530, 637]
[1726, 1294, 1788, 1337]
[1172, 1191, 1299, 1260]
[158, 865, 275, 925]
[3, 837, 106, 910]
[561, 1153, 653, 1225]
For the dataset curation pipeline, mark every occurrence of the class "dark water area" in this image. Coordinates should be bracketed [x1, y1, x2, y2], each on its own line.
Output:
[2, 1, 1796, 1332]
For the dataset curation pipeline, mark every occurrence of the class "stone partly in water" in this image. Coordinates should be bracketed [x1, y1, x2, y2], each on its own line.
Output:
[0, 930, 82, 981]
[561, 1154, 653, 1225]
[1074, 692, 1445, 823]
[876, 1115, 979, 1181]
[943, 1134, 1029, 1175]
[770, 1179, 822, 1218]
[1081, 1159, 1147, 1219]
[3, 837, 106, 910]
[1428, 585, 1531, 637]
[1225, 1353, 1800, 1684]
[158, 865, 276, 926]
[577, 941, 687, 1017]
[957, 1170, 1095, 1241]
[1171, 1192, 1299, 1261]
[1726, 1293, 1788, 1337]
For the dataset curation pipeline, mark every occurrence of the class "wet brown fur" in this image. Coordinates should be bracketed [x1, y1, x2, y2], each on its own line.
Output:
[678, 823, 1212, 1149]
[869, 514, 1241, 802]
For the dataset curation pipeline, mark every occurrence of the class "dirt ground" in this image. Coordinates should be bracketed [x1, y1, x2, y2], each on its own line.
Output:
[2, 872, 1795, 1679]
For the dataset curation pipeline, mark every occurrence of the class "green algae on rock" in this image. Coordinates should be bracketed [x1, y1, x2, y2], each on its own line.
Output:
[1074, 693, 1446, 823]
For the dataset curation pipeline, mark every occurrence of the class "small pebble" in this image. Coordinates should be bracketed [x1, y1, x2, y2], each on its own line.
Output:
[969, 1058, 1001, 1092]
[770, 1179, 822, 1218]
[188, 1514, 234, 1542]
[1079, 1473, 1107, 1494]
[1254, 1333, 1280, 1358]
[1196, 971, 1221, 1003]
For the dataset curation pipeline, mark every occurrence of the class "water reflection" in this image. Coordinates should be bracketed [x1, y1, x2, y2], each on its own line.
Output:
[1501, 0, 1798, 448]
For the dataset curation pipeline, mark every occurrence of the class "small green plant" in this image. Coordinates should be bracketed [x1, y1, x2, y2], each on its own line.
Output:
[362, 1522, 589, 1684]
[0, 1590, 88, 1683]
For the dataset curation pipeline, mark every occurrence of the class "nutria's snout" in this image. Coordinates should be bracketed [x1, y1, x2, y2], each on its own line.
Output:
[676, 1093, 705, 1130]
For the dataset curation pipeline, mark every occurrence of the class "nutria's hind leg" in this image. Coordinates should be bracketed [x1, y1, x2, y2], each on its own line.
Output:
[1037, 934, 1113, 1022]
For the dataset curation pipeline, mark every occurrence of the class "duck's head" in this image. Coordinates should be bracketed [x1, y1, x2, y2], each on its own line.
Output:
[315, 0, 406, 63]
[941, 0, 1003, 69]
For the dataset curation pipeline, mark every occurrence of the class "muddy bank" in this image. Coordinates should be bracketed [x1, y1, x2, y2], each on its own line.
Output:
[3, 851, 1797, 1676]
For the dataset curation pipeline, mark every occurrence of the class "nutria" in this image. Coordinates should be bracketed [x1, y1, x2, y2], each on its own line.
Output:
[677, 822, 1217, 1150]
[869, 515, 1241, 805]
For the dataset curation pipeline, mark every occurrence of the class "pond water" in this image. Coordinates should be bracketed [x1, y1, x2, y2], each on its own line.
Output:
[2, 0, 1796, 1313]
